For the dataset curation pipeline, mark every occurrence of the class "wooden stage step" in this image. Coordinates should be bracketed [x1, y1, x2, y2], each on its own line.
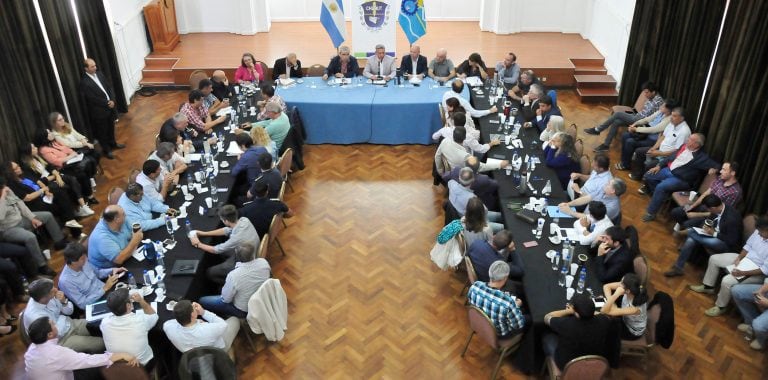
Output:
[576, 87, 619, 103]
[141, 57, 178, 86]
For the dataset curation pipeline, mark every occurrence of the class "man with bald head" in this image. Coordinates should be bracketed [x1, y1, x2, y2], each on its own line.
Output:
[400, 45, 428, 80]
[211, 70, 234, 101]
[79, 57, 122, 157]
[428, 48, 456, 82]
[272, 53, 303, 80]
[88, 205, 144, 269]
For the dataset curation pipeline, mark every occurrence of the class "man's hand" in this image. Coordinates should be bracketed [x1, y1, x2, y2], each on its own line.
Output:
[107, 100, 115, 108]
[702, 225, 715, 236]
[579, 216, 590, 228]
[597, 242, 611, 256]
[489, 139, 501, 147]
[708, 168, 718, 175]
[731, 269, 746, 278]
[558, 203, 571, 214]
[103, 273, 119, 291]
[733, 256, 742, 266]
[55, 290, 67, 303]
[322, 74, 329, 81]
[31, 218, 43, 228]
[131, 230, 143, 243]
[569, 173, 581, 181]
[647, 166, 661, 175]
[535, 108, 542, 116]
[515, 298, 523, 307]
[130, 293, 144, 303]
[489, 105, 498, 113]
[190, 235, 201, 247]
[192, 302, 204, 316]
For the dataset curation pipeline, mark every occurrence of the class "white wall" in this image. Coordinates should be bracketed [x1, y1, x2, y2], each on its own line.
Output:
[105, 0, 152, 104]
[176, 0, 270, 34]
[266, 0, 479, 22]
[584, 0, 635, 85]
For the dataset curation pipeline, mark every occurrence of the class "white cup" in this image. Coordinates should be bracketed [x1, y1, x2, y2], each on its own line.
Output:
[155, 265, 164, 275]
[171, 218, 179, 230]
[195, 183, 202, 193]
[546, 250, 555, 259]
[155, 287, 165, 298]
[147, 270, 156, 284]
[181, 186, 189, 196]
[566, 287, 575, 300]
[571, 264, 579, 276]
[550, 223, 559, 235]
[205, 197, 213, 208]
[565, 275, 574, 288]
[194, 171, 203, 182]
[499, 114, 506, 124]
[689, 191, 698, 202]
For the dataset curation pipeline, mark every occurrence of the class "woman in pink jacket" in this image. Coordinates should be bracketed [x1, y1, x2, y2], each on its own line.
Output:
[234, 53, 263, 85]
[32, 129, 98, 206]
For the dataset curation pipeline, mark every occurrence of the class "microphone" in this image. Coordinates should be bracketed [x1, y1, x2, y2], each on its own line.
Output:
[378, 60, 383, 80]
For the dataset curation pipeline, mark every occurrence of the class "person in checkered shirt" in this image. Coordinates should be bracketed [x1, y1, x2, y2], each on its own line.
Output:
[467, 261, 527, 338]
[670, 161, 743, 232]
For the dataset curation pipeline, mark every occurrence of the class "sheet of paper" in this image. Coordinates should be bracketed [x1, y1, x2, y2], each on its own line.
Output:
[547, 206, 576, 218]
[189, 153, 202, 161]
[132, 246, 145, 262]
[215, 106, 232, 117]
[726, 257, 760, 279]
[692, 227, 713, 236]
[560, 228, 579, 241]
[66, 153, 84, 165]
[42, 194, 53, 204]
[485, 158, 505, 168]
[226, 141, 243, 155]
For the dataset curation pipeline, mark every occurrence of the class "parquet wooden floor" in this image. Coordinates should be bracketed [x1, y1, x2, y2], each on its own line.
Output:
[1, 90, 767, 379]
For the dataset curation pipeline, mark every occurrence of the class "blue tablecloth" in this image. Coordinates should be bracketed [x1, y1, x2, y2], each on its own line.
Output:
[276, 77, 468, 145]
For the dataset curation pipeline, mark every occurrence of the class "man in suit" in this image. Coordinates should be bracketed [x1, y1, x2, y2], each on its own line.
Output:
[79, 58, 122, 159]
[520, 84, 545, 122]
[399, 45, 428, 80]
[593, 226, 634, 284]
[442, 156, 499, 211]
[468, 230, 524, 283]
[323, 45, 360, 80]
[534, 94, 562, 132]
[363, 44, 397, 81]
[640, 133, 720, 222]
[272, 53, 303, 80]
[664, 194, 743, 277]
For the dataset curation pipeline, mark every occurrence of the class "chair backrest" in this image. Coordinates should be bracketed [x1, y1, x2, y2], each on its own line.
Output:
[579, 155, 591, 175]
[645, 303, 662, 346]
[18, 311, 30, 346]
[440, 153, 452, 175]
[128, 169, 141, 185]
[466, 306, 501, 350]
[633, 254, 649, 287]
[256, 61, 269, 82]
[277, 181, 286, 201]
[698, 172, 717, 194]
[743, 214, 758, 241]
[189, 69, 209, 89]
[258, 233, 270, 259]
[465, 256, 478, 284]
[574, 138, 585, 158]
[107, 187, 124, 205]
[178, 346, 236, 380]
[566, 123, 578, 140]
[278, 148, 293, 180]
[307, 64, 326, 77]
[547, 89, 558, 108]
[561, 355, 610, 380]
[624, 225, 640, 257]
[102, 362, 150, 380]
[438, 103, 446, 125]
[633, 91, 647, 113]
[268, 214, 284, 247]
[456, 231, 467, 257]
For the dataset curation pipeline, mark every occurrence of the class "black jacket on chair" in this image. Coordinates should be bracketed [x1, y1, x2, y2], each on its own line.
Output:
[399, 55, 428, 76]
[712, 205, 744, 251]
[272, 58, 303, 80]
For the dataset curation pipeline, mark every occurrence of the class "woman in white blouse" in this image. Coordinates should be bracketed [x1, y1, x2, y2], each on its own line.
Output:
[48, 112, 103, 161]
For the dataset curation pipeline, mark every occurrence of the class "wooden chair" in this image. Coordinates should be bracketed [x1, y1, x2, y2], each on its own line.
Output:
[456, 231, 467, 258]
[18, 311, 30, 346]
[579, 155, 591, 175]
[307, 64, 326, 77]
[633, 254, 650, 288]
[460, 255, 478, 297]
[268, 214, 285, 257]
[546, 355, 610, 380]
[671, 172, 717, 207]
[461, 306, 523, 380]
[742, 214, 758, 241]
[278, 148, 294, 192]
[612, 90, 647, 115]
[189, 70, 209, 89]
[255, 61, 269, 82]
[439, 103, 447, 125]
[439, 153, 452, 176]
[257, 233, 270, 259]
[102, 362, 151, 380]
[108, 187, 124, 205]
[574, 138, 585, 158]
[566, 123, 578, 140]
[178, 346, 236, 380]
[620, 303, 661, 358]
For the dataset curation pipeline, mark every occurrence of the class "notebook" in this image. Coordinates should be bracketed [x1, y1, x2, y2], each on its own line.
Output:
[171, 259, 199, 276]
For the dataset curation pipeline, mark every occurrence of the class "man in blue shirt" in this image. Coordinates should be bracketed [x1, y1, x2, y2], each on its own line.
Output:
[58, 243, 125, 309]
[251, 102, 290, 151]
[231, 133, 268, 185]
[467, 261, 526, 338]
[468, 230, 524, 283]
[88, 205, 143, 269]
[117, 183, 172, 231]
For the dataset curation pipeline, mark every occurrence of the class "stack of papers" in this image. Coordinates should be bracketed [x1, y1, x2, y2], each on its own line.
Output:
[727, 258, 760, 280]
[226, 141, 243, 156]
[215, 106, 232, 117]
[66, 153, 84, 165]
[464, 76, 484, 87]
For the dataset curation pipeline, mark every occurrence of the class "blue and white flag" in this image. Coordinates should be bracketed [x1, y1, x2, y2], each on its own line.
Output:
[398, 0, 426, 45]
[321, 0, 347, 48]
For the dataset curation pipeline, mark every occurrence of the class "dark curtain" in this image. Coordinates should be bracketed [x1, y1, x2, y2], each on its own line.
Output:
[74, 0, 128, 114]
[0, 0, 65, 163]
[618, 0, 726, 128]
[38, 0, 91, 138]
[697, 0, 768, 214]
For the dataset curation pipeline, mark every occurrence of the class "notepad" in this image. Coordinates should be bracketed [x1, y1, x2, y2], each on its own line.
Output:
[726, 257, 760, 280]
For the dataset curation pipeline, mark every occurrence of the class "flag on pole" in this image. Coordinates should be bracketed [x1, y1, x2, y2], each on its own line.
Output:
[398, 0, 426, 45]
[321, 0, 347, 48]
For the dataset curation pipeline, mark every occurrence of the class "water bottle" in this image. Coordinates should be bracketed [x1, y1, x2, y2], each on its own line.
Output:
[21, 276, 30, 295]
[186, 173, 194, 193]
[558, 265, 568, 287]
[127, 273, 137, 289]
[551, 250, 560, 271]
[185, 218, 192, 237]
[157, 252, 165, 268]
[563, 240, 572, 268]
[577, 267, 587, 294]
[541, 199, 548, 217]
[142, 270, 151, 286]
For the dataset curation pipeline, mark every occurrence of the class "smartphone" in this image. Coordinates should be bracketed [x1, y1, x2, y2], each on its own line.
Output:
[594, 296, 606, 303]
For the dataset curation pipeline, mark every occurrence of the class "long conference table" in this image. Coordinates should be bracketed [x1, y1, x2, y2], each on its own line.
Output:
[275, 76, 468, 145]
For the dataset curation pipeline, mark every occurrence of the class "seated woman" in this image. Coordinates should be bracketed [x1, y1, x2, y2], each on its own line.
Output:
[600, 273, 649, 340]
[33, 129, 98, 204]
[234, 52, 264, 85]
[543, 132, 581, 190]
[1, 161, 85, 234]
[48, 112, 102, 161]
[250, 126, 278, 163]
[18, 143, 96, 207]
[462, 197, 493, 248]
[539, 115, 566, 143]
[456, 53, 489, 80]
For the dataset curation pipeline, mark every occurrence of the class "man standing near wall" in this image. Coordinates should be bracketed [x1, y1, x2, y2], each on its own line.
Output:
[79, 58, 122, 159]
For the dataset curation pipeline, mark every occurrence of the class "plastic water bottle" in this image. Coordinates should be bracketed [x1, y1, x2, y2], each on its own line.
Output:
[165, 215, 173, 235]
[558, 265, 568, 287]
[157, 252, 165, 268]
[186, 173, 194, 193]
[541, 199, 548, 217]
[562, 240, 570, 267]
[185, 218, 192, 236]
[552, 250, 560, 271]
[577, 267, 587, 294]
[127, 273, 137, 289]
[21, 276, 30, 295]
[142, 270, 151, 286]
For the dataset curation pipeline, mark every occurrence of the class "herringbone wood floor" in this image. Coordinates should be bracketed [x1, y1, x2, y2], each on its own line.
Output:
[1, 90, 767, 379]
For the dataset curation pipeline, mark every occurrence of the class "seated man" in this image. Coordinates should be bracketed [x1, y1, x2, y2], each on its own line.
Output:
[495, 52, 520, 86]
[399, 45, 428, 80]
[118, 183, 173, 232]
[670, 161, 742, 232]
[640, 133, 720, 222]
[25, 316, 137, 379]
[101, 288, 158, 369]
[543, 294, 612, 371]
[585, 81, 664, 152]
[363, 44, 397, 80]
[467, 230, 523, 283]
[148, 142, 187, 180]
[231, 133, 268, 186]
[255, 85, 287, 121]
[23, 278, 105, 353]
[251, 102, 290, 151]
[566, 154, 612, 202]
[198, 78, 227, 116]
[442, 80, 497, 118]
[247, 152, 284, 201]
[456, 52, 489, 80]
[559, 177, 625, 224]
[211, 70, 234, 101]
[272, 53, 303, 80]
[434, 127, 507, 175]
[163, 300, 240, 353]
[199, 242, 271, 318]
[594, 226, 634, 284]
[628, 107, 690, 180]
[533, 94, 561, 132]
[88, 205, 143, 269]
[159, 112, 216, 152]
[0, 179, 61, 276]
[690, 216, 768, 317]
[617, 99, 676, 172]
[442, 156, 499, 211]
[572, 201, 614, 247]
[467, 261, 526, 338]
[190, 205, 261, 284]
[58, 242, 125, 309]
[323, 45, 360, 80]
[447, 167, 503, 232]
[135, 160, 176, 203]
[508, 69, 540, 102]
[732, 280, 768, 350]
[241, 181, 293, 237]
[520, 84, 545, 123]
[664, 194, 743, 277]
[428, 48, 457, 83]
[180, 89, 226, 134]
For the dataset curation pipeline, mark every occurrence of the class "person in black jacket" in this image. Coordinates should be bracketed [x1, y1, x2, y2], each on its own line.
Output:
[664, 194, 742, 277]
[79, 58, 122, 156]
[594, 226, 634, 284]
[399, 45, 428, 79]
[456, 52, 489, 80]
[640, 133, 719, 221]
[467, 230, 524, 283]
[322, 46, 360, 80]
[272, 53, 303, 80]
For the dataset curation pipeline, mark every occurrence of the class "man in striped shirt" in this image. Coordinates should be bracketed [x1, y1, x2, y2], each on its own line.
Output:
[467, 261, 526, 338]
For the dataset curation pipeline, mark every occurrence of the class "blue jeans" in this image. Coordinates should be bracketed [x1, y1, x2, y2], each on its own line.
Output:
[643, 167, 690, 215]
[732, 284, 768, 345]
[198, 295, 247, 318]
[674, 228, 729, 269]
[620, 132, 655, 168]
[488, 211, 503, 233]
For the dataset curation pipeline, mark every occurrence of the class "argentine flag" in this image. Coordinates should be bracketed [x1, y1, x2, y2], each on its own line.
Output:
[321, 0, 346, 48]
[399, 0, 426, 45]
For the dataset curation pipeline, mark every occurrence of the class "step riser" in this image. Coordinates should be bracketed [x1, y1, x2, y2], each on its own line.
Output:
[574, 69, 607, 75]
[579, 96, 618, 103]
[571, 58, 605, 66]
[577, 82, 616, 89]
[144, 58, 177, 70]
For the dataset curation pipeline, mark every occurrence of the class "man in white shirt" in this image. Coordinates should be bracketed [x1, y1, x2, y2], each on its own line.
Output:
[629, 107, 691, 180]
[135, 159, 176, 202]
[571, 201, 614, 247]
[363, 44, 397, 80]
[79, 58, 122, 158]
[148, 142, 187, 180]
[399, 45, 427, 80]
[101, 288, 159, 369]
[441, 79, 497, 118]
[434, 127, 507, 175]
[163, 300, 240, 353]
